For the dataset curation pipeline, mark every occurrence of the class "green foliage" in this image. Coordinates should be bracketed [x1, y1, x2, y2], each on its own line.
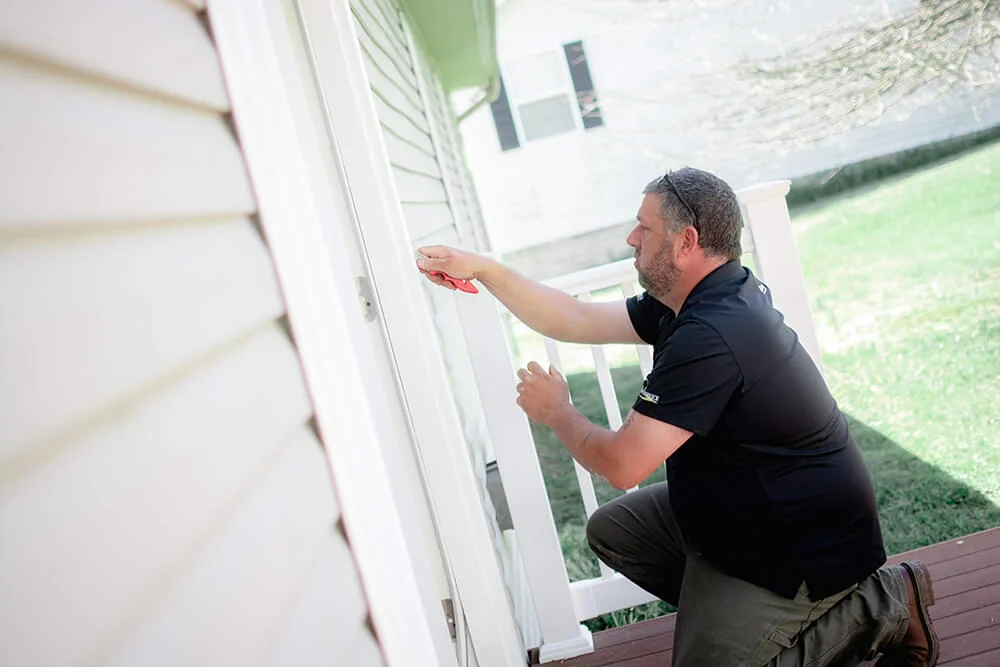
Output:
[786, 126, 1000, 209]
[530, 141, 1000, 629]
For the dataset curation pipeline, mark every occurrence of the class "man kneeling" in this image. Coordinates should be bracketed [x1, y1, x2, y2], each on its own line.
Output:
[418, 167, 938, 666]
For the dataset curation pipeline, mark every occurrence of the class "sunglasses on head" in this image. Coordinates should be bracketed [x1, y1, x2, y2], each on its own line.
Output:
[659, 172, 696, 223]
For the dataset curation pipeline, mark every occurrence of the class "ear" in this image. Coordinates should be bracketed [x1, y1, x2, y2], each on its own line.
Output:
[677, 226, 700, 257]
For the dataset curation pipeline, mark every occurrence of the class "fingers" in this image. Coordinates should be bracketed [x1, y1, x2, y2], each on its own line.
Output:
[416, 244, 449, 259]
[416, 245, 452, 272]
[417, 257, 447, 272]
[415, 245, 481, 282]
[421, 271, 456, 290]
[520, 361, 564, 381]
[415, 245, 451, 275]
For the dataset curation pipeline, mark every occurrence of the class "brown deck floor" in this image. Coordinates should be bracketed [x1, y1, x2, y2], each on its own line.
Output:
[542, 527, 1000, 667]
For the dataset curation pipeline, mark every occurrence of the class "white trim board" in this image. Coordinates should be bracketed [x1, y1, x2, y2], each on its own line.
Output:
[207, 1, 452, 665]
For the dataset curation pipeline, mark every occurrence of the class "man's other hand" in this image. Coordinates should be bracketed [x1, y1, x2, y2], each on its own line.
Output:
[516, 361, 571, 425]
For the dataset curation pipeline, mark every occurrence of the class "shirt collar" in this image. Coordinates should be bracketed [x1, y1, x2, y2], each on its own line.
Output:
[681, 260, 745, 309]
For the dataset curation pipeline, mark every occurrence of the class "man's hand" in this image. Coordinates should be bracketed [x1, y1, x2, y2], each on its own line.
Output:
[515, 361, 571, 425]
[416, 245, 489, 290]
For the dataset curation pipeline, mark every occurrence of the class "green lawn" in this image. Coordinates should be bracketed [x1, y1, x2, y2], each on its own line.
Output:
[794, 141, 1000, 552]
[521, 141, 1000, 629]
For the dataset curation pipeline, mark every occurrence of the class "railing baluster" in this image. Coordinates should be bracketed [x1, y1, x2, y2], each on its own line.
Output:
[542, 338, 601, 518]
[578, 293, 623, 433]
[543, 336, 614, 579]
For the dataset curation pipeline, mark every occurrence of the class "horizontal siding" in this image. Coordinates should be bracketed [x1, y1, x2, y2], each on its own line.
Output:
[354, 25, 424, 119]
[0, 217, 285, 461]
[404, 202, 457, 240]
[1, 1, 385, 663]
[373, 94, 437, 155]
[381, 129, 443, 178]
[351, 630, 390, 666]
[417, 224, 492, 475]
[259, 530, 376, 667]
[101, 427, 340, 667]
[0, 0, 228, 111]
[412, 35, 483, 251]
[351, 0, 456, 241]
[350, 0, 412, 78]
[0, 58, 254, 229]
[0, 325, 313, 665]
[362, 0, 413, 64]
[393, 165, 449, 203]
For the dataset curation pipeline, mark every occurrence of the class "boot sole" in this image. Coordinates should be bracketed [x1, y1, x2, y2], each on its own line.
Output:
[902, 560, 940, 666]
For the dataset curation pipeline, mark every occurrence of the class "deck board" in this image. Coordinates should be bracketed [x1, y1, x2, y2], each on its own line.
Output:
[541, 528, 1000, 666]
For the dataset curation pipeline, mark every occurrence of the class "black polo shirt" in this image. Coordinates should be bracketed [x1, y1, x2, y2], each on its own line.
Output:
[626, 260, 885, 600]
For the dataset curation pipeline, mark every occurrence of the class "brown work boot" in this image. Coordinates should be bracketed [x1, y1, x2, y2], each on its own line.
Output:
[877, 560, 940, 666]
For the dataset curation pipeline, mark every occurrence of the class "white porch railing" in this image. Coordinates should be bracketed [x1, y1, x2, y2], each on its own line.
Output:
[458, 180, 821, 662]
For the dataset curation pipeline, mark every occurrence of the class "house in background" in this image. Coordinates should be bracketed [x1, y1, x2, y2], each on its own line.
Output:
[459, 0, 1000, 278]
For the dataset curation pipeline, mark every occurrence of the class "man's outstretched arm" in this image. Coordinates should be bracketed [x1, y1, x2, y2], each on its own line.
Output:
[516, 362, 691, 489]
[417, 245, 642, 345]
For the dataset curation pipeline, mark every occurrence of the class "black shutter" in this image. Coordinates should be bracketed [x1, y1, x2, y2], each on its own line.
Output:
[489, 76, 520, 151]
[563, 41, 603, 130]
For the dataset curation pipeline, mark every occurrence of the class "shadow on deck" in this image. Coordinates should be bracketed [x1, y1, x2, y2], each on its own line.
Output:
[543, 527, 1000, 667]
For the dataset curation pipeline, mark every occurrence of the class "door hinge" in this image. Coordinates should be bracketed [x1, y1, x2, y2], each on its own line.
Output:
[441, 598, 457, 639]
[355, 276, 376, 322]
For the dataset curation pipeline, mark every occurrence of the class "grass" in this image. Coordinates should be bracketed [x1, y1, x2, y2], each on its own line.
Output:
[794, 140, 1000, 524]
[518, 140, 1000, 631]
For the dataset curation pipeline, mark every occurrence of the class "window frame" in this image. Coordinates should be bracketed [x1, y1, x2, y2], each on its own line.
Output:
[503, 48, 585, 144]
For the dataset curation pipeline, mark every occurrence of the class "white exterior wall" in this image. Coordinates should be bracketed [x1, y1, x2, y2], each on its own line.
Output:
[462, 0, 1000, 255]
[0, 1, 384, 665]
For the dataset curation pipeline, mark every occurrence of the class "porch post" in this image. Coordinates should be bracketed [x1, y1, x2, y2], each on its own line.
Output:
[739, 180, 826, 377]
[455, 294, 595, 662]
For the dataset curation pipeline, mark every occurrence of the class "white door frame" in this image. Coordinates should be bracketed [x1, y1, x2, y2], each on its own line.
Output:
[210, 0, 527, 665]
[292, 0, 526, 664]
[208, 1, 458, 665]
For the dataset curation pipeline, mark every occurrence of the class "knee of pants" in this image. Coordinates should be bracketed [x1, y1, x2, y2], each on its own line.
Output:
[585, 501, 620, 555]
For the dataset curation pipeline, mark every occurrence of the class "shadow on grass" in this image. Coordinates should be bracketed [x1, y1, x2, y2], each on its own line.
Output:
[847, 414, 1000, 556]
[530, 367, 1000, 631]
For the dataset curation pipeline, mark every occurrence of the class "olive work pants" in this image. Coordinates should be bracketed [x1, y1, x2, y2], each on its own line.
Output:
[586, 483, 911, 666]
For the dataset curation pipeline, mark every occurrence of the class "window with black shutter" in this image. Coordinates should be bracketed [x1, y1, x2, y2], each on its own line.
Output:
[489, 77, 520, 151]
[563, 41, 603, 129]
[488, 40, 603, 151]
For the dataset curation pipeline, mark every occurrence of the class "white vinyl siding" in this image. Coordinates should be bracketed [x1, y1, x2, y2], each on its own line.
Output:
[415, 47, 493, 253]
[351, 0, 497, 472]
[351, 0, 453, 240]
[0, 2, 382, 666]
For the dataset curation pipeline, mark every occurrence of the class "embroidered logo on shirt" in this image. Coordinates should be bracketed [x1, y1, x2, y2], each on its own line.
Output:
[758, 282, 768, 295]
[639, 389, 660, 404]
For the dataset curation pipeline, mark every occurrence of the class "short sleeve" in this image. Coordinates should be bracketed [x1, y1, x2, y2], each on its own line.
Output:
[626, 292, 674, 345]
[632, 320, 741, 436]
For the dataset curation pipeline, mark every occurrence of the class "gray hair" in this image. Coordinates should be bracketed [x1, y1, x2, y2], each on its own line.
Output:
[643, 167, 743, 261]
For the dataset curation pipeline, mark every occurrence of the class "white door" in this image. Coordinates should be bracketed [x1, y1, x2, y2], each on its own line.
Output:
[259, 2, 467, 665]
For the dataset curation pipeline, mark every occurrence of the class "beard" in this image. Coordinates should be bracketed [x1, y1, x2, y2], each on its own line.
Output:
[636, 239, 680, 301]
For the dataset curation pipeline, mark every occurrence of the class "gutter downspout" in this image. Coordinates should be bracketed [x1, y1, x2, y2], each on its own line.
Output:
[457, 76, 500, 123]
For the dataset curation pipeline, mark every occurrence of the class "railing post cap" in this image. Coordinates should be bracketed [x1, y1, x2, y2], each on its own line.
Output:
[737, 179, 791, 204]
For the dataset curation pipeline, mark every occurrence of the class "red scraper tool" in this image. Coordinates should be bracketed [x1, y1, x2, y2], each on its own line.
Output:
[427, 271, 479, 294]
[417, 251, 479, 293]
